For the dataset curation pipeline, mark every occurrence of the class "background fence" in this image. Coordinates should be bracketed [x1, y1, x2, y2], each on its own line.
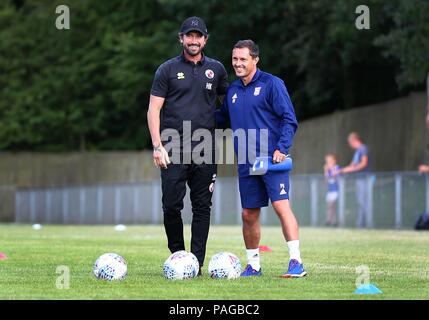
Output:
[11, 171, 429, 229]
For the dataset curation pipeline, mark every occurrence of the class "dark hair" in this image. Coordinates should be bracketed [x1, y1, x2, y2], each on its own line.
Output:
[233, 39, 259, 58]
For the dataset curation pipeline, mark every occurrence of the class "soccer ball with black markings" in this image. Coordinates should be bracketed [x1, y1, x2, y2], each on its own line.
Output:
[208, 252, 242, 279]
[93, 253, 127, 281]
[163, 250, 199, 280]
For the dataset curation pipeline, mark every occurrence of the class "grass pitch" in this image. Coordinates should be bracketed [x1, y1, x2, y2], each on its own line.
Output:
[0, 224, 428, 299]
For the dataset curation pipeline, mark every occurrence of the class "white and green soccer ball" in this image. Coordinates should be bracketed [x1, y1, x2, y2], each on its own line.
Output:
[208, 252, 242, 279]
[163, 250, 199, 280]
[93, 253, 127, 281]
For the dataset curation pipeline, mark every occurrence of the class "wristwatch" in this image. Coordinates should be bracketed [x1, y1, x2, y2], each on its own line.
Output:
[153, 144, 162, 152]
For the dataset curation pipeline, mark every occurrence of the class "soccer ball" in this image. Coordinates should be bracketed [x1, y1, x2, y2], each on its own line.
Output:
[93, 253, 127, 281]
[208, 252, 242, 279]
[163, 250, 199, 280]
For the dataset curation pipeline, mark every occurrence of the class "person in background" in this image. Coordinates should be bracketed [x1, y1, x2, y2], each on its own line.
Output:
[419, 72, 429, 174]
[337, 132, 371, 228]
[324, 154, 340, 227]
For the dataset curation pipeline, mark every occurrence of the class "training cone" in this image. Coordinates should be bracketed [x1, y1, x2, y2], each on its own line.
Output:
[0, 252, 8, 260]
[354, 284, 383, 295]
[258, 245, 273, 252]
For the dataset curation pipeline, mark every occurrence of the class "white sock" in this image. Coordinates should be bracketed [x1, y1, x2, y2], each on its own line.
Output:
[287, 240, 302, 263]
[246, 248, 260, 271]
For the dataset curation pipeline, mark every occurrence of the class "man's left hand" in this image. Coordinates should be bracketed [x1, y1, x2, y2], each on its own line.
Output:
[272, 150, 287, 163]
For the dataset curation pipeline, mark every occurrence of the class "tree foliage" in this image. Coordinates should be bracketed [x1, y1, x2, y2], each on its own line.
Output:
[0, 0, 427, 151]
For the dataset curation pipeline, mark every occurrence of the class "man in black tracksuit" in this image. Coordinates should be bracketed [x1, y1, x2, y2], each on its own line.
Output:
[147, 16, 229, 273]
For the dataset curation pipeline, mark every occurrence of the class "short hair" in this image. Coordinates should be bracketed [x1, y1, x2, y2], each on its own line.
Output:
[233, 40, 259, 58]
[348, 132, 361, 141]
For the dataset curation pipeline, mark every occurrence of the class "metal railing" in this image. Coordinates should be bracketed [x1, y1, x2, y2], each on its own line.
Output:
[12, 172, 429, 229]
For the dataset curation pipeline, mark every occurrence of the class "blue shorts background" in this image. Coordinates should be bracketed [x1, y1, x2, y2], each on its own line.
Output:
[238, 171, 290, 209]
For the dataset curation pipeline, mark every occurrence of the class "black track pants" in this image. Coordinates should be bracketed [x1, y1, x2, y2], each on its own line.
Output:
[161, 163, 216, 267]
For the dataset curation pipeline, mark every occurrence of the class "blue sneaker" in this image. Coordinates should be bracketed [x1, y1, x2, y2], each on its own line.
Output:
[281, 259, 307, 278]
[240, 264, 262, 277]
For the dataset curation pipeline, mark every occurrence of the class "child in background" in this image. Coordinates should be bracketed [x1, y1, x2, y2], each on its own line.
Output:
[324, 154, 340, 227]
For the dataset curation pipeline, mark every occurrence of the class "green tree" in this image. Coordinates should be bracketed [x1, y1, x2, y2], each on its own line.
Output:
[0, 0, 428, 151]
[374, 0, 429, 88]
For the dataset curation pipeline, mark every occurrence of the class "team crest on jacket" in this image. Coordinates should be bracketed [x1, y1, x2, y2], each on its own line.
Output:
[205, 69, 215, 79]
[254, 87, 261, 96]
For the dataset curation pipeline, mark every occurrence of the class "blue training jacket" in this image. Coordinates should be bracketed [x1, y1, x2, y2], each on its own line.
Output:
[216, 69, 298, 177]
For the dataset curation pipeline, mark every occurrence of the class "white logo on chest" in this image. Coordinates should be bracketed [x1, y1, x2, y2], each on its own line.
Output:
[206, 83, 213, 90]
[232, 93, 238, 103]
[254, 87, 261, 96]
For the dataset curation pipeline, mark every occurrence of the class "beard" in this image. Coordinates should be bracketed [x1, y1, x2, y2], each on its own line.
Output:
[183, 44, 202, 57]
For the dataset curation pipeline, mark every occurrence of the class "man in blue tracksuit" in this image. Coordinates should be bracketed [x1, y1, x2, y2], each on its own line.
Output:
[216, 40, 306, 278]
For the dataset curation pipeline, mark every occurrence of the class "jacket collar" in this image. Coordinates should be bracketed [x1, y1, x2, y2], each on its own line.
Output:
[180, 51, 205, 65]
[240, 68, 261, 87]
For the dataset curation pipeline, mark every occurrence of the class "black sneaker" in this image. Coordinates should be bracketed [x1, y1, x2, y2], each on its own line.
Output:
[197, 267, 202, 277]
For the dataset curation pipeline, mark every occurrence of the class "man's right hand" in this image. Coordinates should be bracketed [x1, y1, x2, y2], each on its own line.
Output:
[153, 145, 171, 169]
